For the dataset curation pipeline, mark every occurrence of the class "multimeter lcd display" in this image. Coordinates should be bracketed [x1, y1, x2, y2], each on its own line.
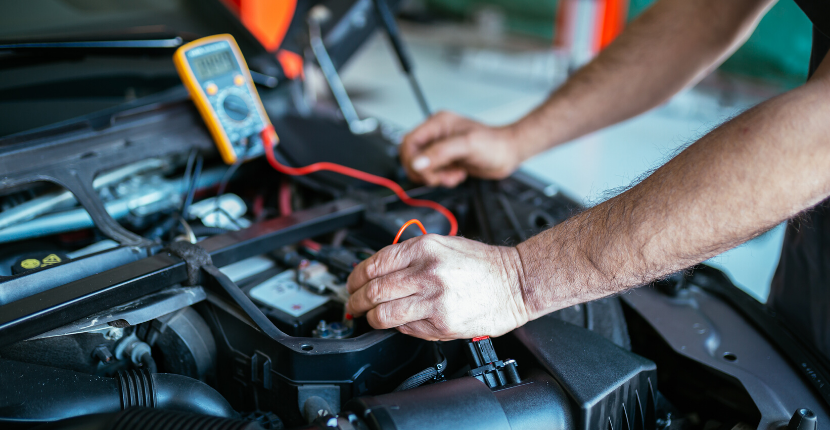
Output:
[192, 50, 235, 80]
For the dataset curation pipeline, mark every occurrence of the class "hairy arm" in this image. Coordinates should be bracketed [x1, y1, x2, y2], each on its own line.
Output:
[400, 0, 776, 186]
[511, 0, 776, 158]
[517, 59, 830, 317]
[346, 59, 830, 341]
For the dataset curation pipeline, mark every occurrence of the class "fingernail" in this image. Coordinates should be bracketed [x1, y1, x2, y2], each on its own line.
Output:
[412, 156, 430, 171]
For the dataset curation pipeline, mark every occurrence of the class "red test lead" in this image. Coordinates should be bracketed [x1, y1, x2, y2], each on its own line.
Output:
[260, 125, 458, 236]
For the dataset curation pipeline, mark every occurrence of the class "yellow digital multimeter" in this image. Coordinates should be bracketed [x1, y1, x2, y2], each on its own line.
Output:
[174, 34, 272, 164]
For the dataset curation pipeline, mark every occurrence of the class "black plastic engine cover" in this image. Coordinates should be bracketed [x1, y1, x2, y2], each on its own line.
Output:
[513, 318, 658, 430]
[347, 369, 572, 430]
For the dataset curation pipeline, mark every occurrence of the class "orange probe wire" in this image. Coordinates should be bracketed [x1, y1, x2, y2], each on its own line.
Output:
[392, 219, 428, 244]
[260, 125, 458, 236]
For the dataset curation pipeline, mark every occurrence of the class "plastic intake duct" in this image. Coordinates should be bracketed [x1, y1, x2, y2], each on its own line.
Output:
[0, 358, 236, 424]
[346, 370, 573, 430]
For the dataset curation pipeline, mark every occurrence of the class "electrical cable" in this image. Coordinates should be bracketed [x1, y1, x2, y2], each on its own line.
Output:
[180, 149, 197, 210]
[277, 173, 323, 251]
[138, 351, 158, 374]
[393, 219, 427, 244]
[260, 125, 458, 236]
[278, 177, 293, 217]
[216, 158, 243, 201]
[393, 343, 447, 392]
[211, 141, 252, 230]
[182, 154, 203, 219]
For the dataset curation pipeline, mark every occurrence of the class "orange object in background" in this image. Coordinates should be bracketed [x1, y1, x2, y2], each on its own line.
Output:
[278, 50, 304, 80]
[227, 0, 296, 51]
[555, 0, 629, 69]
[222, 0, 303, 79]
[597, 0, 627, 50]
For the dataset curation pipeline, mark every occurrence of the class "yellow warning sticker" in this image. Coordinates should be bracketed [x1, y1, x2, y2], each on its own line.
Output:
[41, 254, 62, 266]
[20, 259, 41, 269]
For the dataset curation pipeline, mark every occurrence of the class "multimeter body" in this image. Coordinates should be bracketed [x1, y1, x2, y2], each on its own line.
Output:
[174, 34, 271, 164]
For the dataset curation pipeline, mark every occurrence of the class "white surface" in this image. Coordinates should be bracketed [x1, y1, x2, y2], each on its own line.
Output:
[219, 255, 276, 283]
[249, 269, 329, 317]
[340, 32, 784, 302]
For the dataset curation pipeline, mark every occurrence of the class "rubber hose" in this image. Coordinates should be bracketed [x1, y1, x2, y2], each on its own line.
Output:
[0, 359, 236, 423]
[33, 407, 263, 430]
[138, 351, 158, 374]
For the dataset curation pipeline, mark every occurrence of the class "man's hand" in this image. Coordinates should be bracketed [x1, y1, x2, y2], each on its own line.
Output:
[345, 234, 529, 340]
[399, 112, 522, 188]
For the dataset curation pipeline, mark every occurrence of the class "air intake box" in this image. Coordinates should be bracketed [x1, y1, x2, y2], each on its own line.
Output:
[513, 317, 658, 430]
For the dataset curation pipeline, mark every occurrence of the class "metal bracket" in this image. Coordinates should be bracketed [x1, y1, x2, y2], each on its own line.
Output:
[0, 102, 216, 248]
[48, 168, 148, 246]
[308, 5, 378, 135]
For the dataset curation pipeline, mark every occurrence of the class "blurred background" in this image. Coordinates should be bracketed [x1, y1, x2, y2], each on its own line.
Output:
[328, 0, 813, 302]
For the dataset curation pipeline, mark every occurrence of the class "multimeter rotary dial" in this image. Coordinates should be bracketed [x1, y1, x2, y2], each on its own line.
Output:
[222, 94, 250, 121]
[217, 87, 254, 125]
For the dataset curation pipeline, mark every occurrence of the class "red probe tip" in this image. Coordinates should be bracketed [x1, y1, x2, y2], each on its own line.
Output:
[345, 313, 353, 321]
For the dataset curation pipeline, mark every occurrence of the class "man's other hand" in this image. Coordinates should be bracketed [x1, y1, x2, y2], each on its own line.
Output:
[400, 111, 521, 188]
[345, 234, 529, 340]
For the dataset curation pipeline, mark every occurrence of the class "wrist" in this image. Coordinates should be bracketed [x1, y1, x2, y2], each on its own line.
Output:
[506, 113, 570, 163]
[513, 216, 612, 320]
[496, 246, 532, 328]
[499, 121, 536, 165]
[512, 239, 549, 320]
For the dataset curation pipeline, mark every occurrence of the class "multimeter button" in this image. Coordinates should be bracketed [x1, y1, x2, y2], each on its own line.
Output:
[206, 83, 218, 95]
[234, 74, 245, 86]
[222, 94, 250, 121]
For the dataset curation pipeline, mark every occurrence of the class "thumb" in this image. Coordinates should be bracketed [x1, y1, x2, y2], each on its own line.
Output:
[410, 135, 471, 180]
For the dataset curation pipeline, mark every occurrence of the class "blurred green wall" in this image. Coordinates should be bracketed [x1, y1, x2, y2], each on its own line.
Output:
[426, 0, 813, 86]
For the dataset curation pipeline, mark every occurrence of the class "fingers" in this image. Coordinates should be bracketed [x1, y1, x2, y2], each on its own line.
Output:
[434, 166, 468, 188]
[401, 111, 473, 183]
[396, 319, 449, 341]
[365, 296, 430, 330]
[410, 135, 473, 187]
[346, 267, 420, 317]
[347, 243, 414, 294]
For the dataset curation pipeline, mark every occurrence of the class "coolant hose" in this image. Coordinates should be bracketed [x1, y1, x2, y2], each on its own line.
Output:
[0, 359, 236, 424]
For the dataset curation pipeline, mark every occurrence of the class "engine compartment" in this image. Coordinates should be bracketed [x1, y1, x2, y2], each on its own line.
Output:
[0, 76, 826, 430]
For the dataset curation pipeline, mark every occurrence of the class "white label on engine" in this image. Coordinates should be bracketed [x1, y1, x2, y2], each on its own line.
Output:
[249, 269, 328, 317]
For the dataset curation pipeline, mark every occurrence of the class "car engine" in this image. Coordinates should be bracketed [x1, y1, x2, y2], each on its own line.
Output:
[0, 1, 827, 429]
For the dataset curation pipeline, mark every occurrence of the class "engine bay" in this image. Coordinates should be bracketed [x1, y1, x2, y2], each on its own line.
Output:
[0, 1, 828, 429]
[0, 102, 826, 430]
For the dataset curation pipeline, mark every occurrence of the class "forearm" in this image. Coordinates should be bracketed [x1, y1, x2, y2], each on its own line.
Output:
[515, 76, 830, 318]
[509, 0, 775, 161]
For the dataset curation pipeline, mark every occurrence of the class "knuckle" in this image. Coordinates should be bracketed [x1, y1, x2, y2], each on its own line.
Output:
[375, 305, 395, 328]
[419, 234, 443, 254]
[366, 279, 384, 303]
[365, 255, 382, 280]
